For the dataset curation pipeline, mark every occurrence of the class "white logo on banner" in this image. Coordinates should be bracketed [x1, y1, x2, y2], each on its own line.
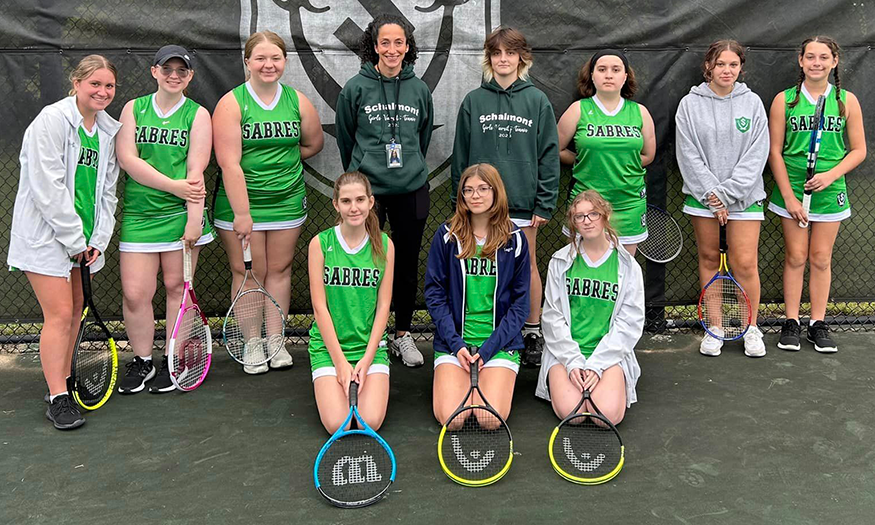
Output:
[240, 0, 500, 196]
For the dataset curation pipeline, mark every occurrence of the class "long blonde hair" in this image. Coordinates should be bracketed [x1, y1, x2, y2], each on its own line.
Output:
[333, 172, 385, 264]
[68, 55, 118, 96]
[566, 190, 620, 255]
[449, 163, 511, 260]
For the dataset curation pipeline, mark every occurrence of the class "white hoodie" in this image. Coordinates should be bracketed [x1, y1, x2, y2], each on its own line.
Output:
[7, 96, 121, 277]
[535, 241, 644, 407]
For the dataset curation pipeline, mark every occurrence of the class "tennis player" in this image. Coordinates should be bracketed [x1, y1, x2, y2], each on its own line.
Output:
[116, 45, 213, 394]
[308, 172, 394, 433]
[535, 190, 643, 425]
[426, 164, 530, 425]
[557, 50, 656, 255]
[213, 31, 323, 373]
[767, 36, 866, 353]
[335, 15, 434, 368]
[7, 55, 121, 429]
[451, 26, 559, 368]
[675, 40, 770, 358]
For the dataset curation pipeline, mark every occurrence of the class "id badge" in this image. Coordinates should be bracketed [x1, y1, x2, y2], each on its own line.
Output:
[386, 141, 403, 169]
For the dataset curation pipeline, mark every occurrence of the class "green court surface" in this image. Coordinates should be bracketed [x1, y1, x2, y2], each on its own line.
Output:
[2, 333, 874, 524]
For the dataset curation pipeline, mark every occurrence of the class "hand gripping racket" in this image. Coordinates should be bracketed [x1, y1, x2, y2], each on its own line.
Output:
[314, 381, 396, 508]
[222, 242, 286, 366]
[168, 244, 212, 391]
[548, 389, 624, 484]
[799, 94, 826, 228]
[637, 204, 683, 263]
[697, 223, 752, 341]
[437, 347, 513, 487]
[70, 261, 118, 410]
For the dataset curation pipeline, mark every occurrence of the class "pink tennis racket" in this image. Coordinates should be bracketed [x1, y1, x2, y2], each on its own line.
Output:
[168, 244, 212, 391]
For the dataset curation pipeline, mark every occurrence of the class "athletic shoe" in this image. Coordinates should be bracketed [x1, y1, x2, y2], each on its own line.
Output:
[808, 321, 838, 353]
[118, 356, 156, 394]
[777, 319, 801, 351]
[149, 356, 177, 393]
[389, 333, 424, 367]
[700, 327, 724, 356]
[268, 334, 293, 369]
[243, 338, 269, 375]
[521, 333, 544, 367]
[743, 325, 766, 358]
[45, 394, 85, 430]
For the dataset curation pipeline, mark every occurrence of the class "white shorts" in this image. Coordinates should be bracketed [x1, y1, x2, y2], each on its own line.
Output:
[311, 363, 390, 382]
[433, 353, 519, 374]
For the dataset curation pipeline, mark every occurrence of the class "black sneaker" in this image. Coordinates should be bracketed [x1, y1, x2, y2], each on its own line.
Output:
[118, 356, 156, 394]
[149, 356, 177, 393]
[777, 319, 801, 351]
[807, 321, 838, 353]
[521, 333, 543, 368]
[45, 394, 85, 430]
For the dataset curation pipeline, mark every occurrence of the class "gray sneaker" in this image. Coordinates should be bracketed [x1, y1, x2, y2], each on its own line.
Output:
[389, 333, 424, 367]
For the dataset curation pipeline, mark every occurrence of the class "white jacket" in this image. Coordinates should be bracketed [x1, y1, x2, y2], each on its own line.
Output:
[535, 241, 644, 407]
[7, 96, 121, 277]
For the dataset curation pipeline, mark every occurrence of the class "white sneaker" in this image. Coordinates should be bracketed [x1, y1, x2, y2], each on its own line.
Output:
[700, 327, 724, 356]
[243, 338, 268, 375]
[269, 334, 293, 369]
[743, 325, 766, 358]
[389, 333, 424, 367]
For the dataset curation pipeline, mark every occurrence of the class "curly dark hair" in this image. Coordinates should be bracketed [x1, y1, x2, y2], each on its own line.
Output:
[358, 14, 418, 66]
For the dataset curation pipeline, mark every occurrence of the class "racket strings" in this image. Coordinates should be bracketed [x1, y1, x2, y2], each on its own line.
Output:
[440, 407, 512, 483]
[172, 308, 210, 389]
[701, 277, 751, 339]
[638, 208, 683, 262]
[317, 433, 393, 506]
[224, 290, 285, 365]
[74, 323, 113, 401]
[552, 414, 622, 480]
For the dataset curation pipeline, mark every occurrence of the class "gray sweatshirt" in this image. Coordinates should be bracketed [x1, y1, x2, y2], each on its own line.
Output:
[675, 82, 769, 212]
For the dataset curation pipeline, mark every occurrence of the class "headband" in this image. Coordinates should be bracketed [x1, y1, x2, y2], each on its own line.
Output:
[589, 49, 629, 73]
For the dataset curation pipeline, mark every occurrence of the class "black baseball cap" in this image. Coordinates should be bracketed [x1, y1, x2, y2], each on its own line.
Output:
[154, 45, 193, 68]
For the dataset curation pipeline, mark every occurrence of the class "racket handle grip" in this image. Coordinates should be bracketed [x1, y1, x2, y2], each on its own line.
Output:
[349, 381, 358, 407]
[182, 243, 192, 282]
[241, 241, 252, 267]
[798, 193, 812, 228]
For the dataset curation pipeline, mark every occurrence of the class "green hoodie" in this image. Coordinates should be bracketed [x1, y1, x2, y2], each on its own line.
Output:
[452, 78, 560, 220]
[335, 63, 434, 195]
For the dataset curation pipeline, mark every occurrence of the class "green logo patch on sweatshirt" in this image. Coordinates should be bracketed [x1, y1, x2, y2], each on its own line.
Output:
[735, 116, 751, 133]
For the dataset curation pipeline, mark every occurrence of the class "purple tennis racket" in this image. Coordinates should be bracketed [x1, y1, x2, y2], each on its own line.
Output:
[168, 244, 212, 391]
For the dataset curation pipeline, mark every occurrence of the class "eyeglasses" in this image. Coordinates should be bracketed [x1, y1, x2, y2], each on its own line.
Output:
[462, 185, 493, 198]
[159, 66, 191, 79]
[572, 211, 602, 223]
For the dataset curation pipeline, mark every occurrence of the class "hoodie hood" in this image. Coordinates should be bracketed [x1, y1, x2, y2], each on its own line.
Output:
[688, 81, 751, 99]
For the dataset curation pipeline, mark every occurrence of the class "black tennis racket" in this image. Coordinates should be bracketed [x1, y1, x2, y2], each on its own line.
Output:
[548, 388, 624, 484]
[437, 347, 513, 486]
[799, 94, 826, 228]
[70, 260, 118, 410]
[638, 204, 683, 263]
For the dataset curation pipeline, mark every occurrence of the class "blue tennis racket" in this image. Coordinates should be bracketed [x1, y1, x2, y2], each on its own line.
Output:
[314, 381, 396, 508]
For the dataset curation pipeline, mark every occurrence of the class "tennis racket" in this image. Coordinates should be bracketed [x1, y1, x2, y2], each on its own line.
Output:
[437, 347, 513, 487]
[167, 244, 212, 391]
[548, 389, 624, 484]
[70, 260, 118, 410]
[697, 223, 752, 340]
[637, 204, 683, 263]
[799, 94, 826, 228]
[222, 242, 286, 366]
[314, 381, 396, 508]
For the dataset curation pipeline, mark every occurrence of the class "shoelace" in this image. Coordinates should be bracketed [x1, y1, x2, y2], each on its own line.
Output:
[124, 358, 149, 377]
[396, 335, 417, 355]
[782, 321, 800, 337]
[811, 323, 830, 341]
[51, 395, 76, 416]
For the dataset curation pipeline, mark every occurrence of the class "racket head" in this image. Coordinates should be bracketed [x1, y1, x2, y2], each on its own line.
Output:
[698, 274, 752, 341]
[637, 205, 683, 263]
[548, 411, 624, 485]
[71, 311, 118, 410]
[168, 299, 212, 391]
[222, 286, 286, 366]
[437, 404, 514, 487]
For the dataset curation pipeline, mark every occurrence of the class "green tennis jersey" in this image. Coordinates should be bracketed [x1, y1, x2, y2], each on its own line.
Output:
[783, 85, 847, 171]
[232, 82, 302, 194]
[571, 97, 646, 209]
[463, 244, 497, 347]
[74, 126, 100, 243]
[567, 249, 619, 358]
[124, 94, 200, 218]
[309, 227, 388, 355]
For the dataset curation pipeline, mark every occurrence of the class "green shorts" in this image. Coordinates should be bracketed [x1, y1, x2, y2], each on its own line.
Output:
[214, 178, 307, 231]
[433, 349, 521, 373]
[683, 195, 765, 221]
[308, 345, 390, 380]
[768, 162, 851, 222]
[119, 210, 214, 252]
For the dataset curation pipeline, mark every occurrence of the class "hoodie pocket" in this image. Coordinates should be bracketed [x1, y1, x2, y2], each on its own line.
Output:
[484, 159, 536, 211]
